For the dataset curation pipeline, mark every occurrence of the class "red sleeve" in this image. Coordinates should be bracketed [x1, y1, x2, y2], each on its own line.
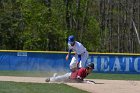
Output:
[77, 68, 86, 80]
[70, 70, 78, 79]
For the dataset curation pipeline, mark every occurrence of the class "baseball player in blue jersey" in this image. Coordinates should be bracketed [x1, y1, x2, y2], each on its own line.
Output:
[45, 35, 90, 83]
[66, 35, 89, 71]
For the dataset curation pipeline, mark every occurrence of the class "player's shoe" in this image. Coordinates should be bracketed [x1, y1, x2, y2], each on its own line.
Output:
[45, 78, 50, 82]
[53, 73, 58, 77]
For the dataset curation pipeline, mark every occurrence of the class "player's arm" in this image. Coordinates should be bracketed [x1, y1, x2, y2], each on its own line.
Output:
[66, 49, 72, 61]
[73, 74, 84, 83]
[75, 78, 83, 83]
[76, 68, 84, 81]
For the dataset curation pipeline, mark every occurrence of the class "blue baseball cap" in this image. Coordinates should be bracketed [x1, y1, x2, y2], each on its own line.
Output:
[68, 35, 75, 44]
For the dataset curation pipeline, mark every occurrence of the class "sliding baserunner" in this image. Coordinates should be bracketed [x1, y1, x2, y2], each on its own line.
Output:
[45, 63, 94, 83]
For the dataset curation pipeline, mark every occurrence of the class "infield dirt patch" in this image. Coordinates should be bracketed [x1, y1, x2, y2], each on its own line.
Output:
[0, 76, 140, 93]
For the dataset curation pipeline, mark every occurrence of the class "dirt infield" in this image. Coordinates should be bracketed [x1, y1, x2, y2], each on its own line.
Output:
[0, 76, 140, 93]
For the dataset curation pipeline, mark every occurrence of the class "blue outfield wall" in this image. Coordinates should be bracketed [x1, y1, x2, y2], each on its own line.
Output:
[0, 50, 140, 74]
[0, 51, 70, 72]
[87, 53, 140, 74]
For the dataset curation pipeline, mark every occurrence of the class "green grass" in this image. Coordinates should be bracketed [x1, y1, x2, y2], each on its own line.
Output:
[0, 71, 140, 80]
[0, 81, 89, 93]
[0, 71, 89, 93]
[86, 72, 140, 80]
[0, 70, 54, 77]
[0, 71, 140, 93]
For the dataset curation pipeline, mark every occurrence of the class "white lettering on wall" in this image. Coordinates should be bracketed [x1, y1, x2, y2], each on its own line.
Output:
[89, 55, 140, 73]
[101, 56, 109, 71]
[134, 57, 140, 72]
[123, 57, 132, 71]
[112, 57, 122, 71]
[93, 56, 98, 71]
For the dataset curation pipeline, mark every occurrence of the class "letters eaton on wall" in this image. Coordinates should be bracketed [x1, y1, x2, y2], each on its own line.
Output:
[87, 55, 140, 73]
[0, 51, 140, 74]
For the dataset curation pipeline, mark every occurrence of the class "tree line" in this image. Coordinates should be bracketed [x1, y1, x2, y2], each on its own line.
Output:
[0, 0, 140, 53]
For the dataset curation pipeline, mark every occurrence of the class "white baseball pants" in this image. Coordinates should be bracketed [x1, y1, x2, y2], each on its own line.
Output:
[70, 51, 89, 69]
[50, 73, 71, 82]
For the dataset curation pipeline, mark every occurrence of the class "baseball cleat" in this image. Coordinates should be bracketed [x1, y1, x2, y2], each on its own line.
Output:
[45, 78, 50, 82]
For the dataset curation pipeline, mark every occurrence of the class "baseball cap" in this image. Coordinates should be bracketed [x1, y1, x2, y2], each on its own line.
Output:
[68, 35, 75, 44]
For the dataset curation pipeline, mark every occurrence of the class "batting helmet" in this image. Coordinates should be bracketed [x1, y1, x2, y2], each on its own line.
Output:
[87, 63, 94, 69]
[68, 35, 75, 44]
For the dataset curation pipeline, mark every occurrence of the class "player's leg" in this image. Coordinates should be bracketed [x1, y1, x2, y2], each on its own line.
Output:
[79, 51, 89, 68]
[45, 73, 58, 82]
[49, 72, 71, 82]
[69, 55, 78, 71]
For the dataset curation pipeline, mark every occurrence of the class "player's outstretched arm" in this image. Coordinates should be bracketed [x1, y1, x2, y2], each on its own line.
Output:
[66, 49, 72, 61]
